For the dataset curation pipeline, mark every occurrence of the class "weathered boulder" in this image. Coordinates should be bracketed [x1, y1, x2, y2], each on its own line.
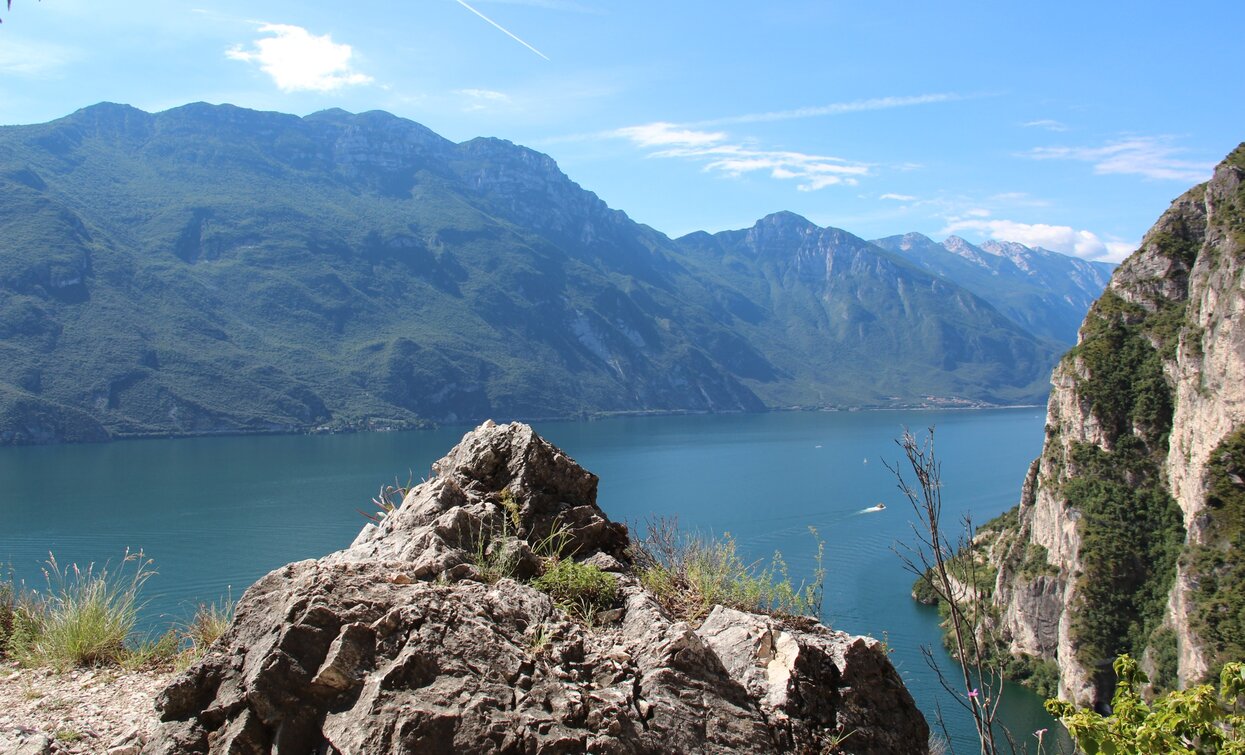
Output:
[150, 421, 928, 754]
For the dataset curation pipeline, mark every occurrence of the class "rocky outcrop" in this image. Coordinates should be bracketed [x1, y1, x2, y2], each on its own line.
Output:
[986, 144, 1245, 707]
[150, 421, 928, 754]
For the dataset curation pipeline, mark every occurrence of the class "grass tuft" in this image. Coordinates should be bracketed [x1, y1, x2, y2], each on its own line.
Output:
[10, 550, 154, 669]
[630, 517, 825, 623]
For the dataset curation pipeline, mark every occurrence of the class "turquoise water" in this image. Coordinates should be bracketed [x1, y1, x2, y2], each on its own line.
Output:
[0, 408, 1068, 751]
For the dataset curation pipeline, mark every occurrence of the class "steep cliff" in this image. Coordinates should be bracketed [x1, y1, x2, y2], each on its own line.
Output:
[151, 421, 929, 754]
[986, 144, 1245, 707]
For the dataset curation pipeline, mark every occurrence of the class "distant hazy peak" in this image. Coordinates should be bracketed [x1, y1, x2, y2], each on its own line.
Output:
[897, 231, 936, 249]
[755, 210, 819, 231]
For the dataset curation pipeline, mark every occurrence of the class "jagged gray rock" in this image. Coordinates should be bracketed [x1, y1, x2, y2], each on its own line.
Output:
[149, 420, 928, 754]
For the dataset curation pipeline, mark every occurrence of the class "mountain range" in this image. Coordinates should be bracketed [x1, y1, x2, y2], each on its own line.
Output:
[0, 102, 1113, 443]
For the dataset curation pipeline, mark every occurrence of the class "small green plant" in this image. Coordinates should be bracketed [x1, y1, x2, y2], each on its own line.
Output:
[122, 629, 180, 671]
[0, 566, 16, 657]
[532, 558, 618, 623]
[11, 550, 154, 669]
[630, 516, 825, 622]
[55, 728, 83, 743]
[178, 590, 234, 663]
[1047, 654, 1245, 753]
[471, 515, 522, 584]
[359, 474, 414, 524]
[499, 487, 522, 530]
[525, 622, 552, 657]
[533, 517, 576, 560]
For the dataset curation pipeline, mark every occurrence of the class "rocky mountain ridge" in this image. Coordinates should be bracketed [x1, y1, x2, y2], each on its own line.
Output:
[982, 143, 1245, 707]
[872, 232, 1115, 345]
[149, 421, 930, 754]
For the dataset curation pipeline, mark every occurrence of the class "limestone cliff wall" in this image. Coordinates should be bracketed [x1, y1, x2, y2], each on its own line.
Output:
[988, 145, 1245, 707]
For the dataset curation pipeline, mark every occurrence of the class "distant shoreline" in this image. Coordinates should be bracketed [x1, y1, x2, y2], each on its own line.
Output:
[0, 402, 1047, 450]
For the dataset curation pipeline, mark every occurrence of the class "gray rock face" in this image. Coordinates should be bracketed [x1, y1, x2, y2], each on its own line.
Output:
[150, 421, 928, 754]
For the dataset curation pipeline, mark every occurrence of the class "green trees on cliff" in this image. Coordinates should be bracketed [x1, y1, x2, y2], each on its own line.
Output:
[1047, 655, 1245, 754]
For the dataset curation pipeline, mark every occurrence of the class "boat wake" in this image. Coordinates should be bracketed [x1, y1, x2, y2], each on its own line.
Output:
[857, 503, 887, 514]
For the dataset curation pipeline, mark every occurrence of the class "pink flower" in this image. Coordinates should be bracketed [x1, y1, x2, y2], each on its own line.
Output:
[1035, 728, 1047, 740]
[967, 688, 979, 699]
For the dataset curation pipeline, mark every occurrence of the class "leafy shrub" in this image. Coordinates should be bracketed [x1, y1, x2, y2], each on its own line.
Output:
[630, 517, 825, 622]
[532, 559, 618, 623]
[1047, 654, 1245, 753]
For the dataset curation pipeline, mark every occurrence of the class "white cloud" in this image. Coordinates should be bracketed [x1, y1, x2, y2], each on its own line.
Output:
[963, 208, 991, 218]
[1025, 136, 1213, 183]
[227, 24, 373, 92]
[612, 123, 869, 191]
[613, 122, 727, 148]
[940, 217, 1134, 262]
[1021, 119, 1068, 132]
[879, 193, 917, 201]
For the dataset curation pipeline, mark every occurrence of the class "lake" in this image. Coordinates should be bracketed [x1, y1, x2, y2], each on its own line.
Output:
[0, 407, 1067, 751]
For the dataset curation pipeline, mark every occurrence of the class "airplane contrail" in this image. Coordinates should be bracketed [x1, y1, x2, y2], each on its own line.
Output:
[452, 0, 550, 61]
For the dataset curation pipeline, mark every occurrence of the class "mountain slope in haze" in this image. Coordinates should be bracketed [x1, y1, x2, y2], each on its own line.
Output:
[0, 102, 1063, 443]
[677, 213, 1060, 407]
[872, 232, 1115, 344]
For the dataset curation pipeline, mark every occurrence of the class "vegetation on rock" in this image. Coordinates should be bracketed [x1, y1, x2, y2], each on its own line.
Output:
[1, 552, 231, 671]
[1064, 440, 1185, 673]
[1047, 654, 1245, 754]
[629, 516, 825, 623]
[1184, 427, 1245, 678]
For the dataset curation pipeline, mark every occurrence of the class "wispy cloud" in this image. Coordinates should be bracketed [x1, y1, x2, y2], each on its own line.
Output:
[1025, 136, 1213, 183]
[453, 0, 550, 61]
[940, 217, 1134, 262]
[612, 122, 868, 191]
[457, 88, 512, 111]
[227, 24, 373, 92]
[0, 39, 77, 76]
[988, 191, 1051, 207]
[689, 92, 979, 128]
[879, 193, 917, 201]
[475, 0, 604, 13]
[1021, 119, 1068, 132]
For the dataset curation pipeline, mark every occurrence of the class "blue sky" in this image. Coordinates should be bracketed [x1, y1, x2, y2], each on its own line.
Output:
[1, 1, 1241, 261]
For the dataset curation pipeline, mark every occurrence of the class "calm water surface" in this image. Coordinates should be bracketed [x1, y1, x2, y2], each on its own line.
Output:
[0, 408, 1069, 751]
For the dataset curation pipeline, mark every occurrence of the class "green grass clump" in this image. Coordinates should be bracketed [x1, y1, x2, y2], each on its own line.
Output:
[179, 593, 234, 662]
[630, 517, 825, 623]
[532, 558, 618, 623]
[10, 550, 154, 669]
[1, 551, 236, 671]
